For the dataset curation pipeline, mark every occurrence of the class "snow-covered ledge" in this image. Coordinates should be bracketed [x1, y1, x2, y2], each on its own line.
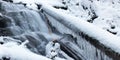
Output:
[0, 37, 51, 60]
[42, 5, 120, 60]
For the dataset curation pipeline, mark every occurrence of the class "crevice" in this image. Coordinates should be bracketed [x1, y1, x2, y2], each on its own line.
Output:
[87, 6, 98, 23]
[107, 29, 117, 35]
[53, 6, 68, 10]
[2, 0, 13, 3]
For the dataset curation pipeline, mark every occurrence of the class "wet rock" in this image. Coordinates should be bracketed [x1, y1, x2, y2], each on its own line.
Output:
[25, 34, 48, 55]
[58, 34, 85, 60]
[0, 28, 14, 36]
[0, 15, 12, 28]
[53, 6, 68, 10]
[2, 57, 10, 60]
[2, 0, 13, 3]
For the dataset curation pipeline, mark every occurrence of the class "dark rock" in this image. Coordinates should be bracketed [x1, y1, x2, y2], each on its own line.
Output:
[76, 3, 79, 6]
[58, 34, 85, 60]
[53, 6, 68, 10]
[0, 42, 4, 44]
[111, 25, 115, 29]
[0, 28, 14, 36]
[0, 16, 12, 28]
[36, 4, 42, 10]
[2, 57, 10, 60]
[107, 29, 117, 35]
[25, 34, 48, 55]
[62, 2, 66, 4]
[2, 0, 13, 3]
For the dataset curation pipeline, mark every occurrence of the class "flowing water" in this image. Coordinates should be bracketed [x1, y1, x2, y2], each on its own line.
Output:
[0, 1, 57, 55]
[0, 1, 116, 60]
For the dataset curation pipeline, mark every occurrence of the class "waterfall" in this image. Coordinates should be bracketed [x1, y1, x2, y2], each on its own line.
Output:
[0, 1, 117, 60]
[0, 1, 54, 56]
[0, 2, 49, 35]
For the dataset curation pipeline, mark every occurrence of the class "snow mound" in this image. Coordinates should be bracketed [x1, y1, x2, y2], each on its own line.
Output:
[0, 36, 51, 60]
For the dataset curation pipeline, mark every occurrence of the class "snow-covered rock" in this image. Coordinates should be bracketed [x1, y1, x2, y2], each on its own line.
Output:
[42, 4, 120, 55]
[0, 37, 51, 60]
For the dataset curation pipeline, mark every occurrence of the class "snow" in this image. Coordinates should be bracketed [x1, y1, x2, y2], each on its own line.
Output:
[46, 41, 61, 59]
[12, 0, 64, 10]
[0, 37, 51, 60]
[45, 40, 74, 60]
[91, 1, 120, 36]
[11, 0, 120, 38]
[35, 0, 64, 6]
[60, 0, 120, 37]
[42, 5, 120, 54]
[2, 0, 120, 59]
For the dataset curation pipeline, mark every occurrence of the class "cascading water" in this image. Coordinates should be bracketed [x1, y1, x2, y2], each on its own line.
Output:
[0, 2, 49, 35]
[0, 1, 118, 60]
[44, 11, 114, 60]
[0, 1, 60, 56]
